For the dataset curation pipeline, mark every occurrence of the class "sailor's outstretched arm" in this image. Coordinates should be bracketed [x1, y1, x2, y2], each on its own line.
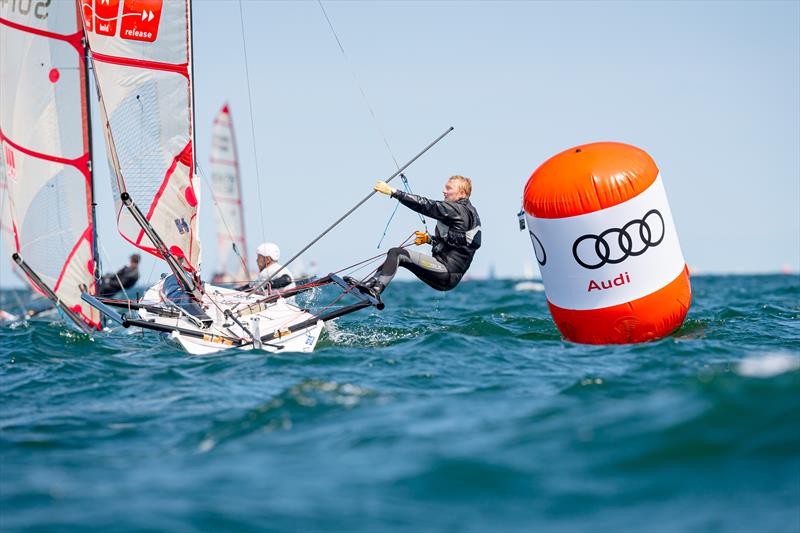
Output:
[374, 181, 461, 223]
[391, 190, 462, 223]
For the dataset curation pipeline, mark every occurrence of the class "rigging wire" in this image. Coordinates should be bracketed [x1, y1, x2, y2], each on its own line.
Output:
[317, 0, 428, 234]
[237, 0, 267, 243]
[317, 0, 400, 170]
[376, 173, 427, 248]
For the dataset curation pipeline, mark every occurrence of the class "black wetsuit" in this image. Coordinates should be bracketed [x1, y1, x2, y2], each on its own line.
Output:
[97, 265, 139, 298]
[372, 191, 481, 291]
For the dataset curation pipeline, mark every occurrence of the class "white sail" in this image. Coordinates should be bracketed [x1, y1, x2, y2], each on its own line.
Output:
[80, 0, 200, 270]
[0, 148, 12, 259]
[210, 103, 249, 281]
[0, 1, 100, 328]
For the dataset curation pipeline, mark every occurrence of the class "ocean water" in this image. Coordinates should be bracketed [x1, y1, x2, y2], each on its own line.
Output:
[1, 274, 798, 532]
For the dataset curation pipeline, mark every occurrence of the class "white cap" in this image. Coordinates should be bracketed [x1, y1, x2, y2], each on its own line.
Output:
[256, 242, 280, 261]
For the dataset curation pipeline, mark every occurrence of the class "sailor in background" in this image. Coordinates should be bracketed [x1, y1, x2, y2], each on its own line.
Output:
[253, 242, 295, 292]
[97, 254, 140, 298]
[361, 175, 481, 296]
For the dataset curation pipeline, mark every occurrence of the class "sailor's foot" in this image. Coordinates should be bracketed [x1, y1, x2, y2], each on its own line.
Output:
[343, 276, 385, 309]
[357, 282, 385, 309]
[343, 276, 361, 287]
[368, 281, 386, 295]
[371, 284, 386, 310]
[357, 284, 379, 299]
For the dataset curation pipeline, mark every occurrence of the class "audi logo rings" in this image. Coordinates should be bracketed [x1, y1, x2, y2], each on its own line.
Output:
[529, 230, 546, 266]
[572, 209, 665, 269]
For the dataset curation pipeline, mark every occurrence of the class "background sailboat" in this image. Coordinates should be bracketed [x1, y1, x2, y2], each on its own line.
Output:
[0, 0, 100, 331]
[209, 103, 249, 283]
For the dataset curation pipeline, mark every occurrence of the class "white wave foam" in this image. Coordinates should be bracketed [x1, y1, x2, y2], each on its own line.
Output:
[736, 353, 800, 378]
[513, 281, 544, 292]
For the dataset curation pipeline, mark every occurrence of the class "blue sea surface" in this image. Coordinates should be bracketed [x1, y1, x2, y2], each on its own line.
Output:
[1, 275, 799, 532]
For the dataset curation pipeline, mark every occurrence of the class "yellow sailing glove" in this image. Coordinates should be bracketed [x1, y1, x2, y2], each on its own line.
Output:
[415, 231, 431, 246]
[374, 181, 396, 196]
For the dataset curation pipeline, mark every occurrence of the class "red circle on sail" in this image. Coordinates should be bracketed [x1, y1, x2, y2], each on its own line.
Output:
[87, 259, 95, 275]
[49, 68, 60, 83]
[184, 186, 198, 207]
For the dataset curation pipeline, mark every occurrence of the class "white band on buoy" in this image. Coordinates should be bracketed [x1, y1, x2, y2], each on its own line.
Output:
[525, 174, 685, 311]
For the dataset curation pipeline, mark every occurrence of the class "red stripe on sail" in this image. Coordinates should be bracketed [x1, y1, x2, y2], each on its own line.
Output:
[0, 16, 84, 54]
[11, 221, 20, 253]
[53, 227, 91, 293]
[90, 50, 189, 79]
[135, 142, 190, 244]
[0, 129, 91, 183]
[131, 142, 197, 271]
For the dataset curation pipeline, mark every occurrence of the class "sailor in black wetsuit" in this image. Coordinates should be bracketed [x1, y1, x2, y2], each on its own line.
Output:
[363, 175, 481, 295]
[97, 254, 140, 298]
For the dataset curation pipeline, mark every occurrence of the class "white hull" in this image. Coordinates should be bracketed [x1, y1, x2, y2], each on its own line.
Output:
[137, 280, 323, 355]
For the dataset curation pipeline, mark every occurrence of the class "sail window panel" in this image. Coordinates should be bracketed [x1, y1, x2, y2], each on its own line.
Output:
[94, 63, 191, 207]
[13, 156, 87, 278]
[107, 79, 165, 217]
[0, 26, 85, 160]
[125, 153, 199, 267]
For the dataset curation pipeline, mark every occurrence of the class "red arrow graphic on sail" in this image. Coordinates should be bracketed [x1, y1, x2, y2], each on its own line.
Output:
[120, 0, 162, 42]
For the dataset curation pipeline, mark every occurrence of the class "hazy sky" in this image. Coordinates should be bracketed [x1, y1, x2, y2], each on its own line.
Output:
[2, 0, 798, 288]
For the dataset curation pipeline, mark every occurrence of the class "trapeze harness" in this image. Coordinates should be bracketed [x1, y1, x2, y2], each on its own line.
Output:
[372, 190, 481, 291]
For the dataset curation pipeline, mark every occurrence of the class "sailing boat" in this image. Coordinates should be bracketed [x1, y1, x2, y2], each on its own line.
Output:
[209, 103, 249, 284]
[77, 0, 383, 355]
[0, 0, 101, 333]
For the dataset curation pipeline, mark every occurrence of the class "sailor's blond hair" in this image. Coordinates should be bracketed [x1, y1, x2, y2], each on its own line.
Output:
[448, 175, 472, 198]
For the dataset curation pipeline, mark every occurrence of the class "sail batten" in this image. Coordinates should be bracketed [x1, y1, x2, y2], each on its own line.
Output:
[0, 0, 100, 329]
[81, 0, 200, 271]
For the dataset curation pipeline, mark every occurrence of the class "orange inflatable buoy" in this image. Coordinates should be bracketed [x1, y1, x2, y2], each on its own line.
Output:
[522, 142, 691, 344]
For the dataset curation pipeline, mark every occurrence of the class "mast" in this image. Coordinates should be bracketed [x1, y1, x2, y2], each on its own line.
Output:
[81, 10, 102, 293]
[188, 0, 200, 271]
